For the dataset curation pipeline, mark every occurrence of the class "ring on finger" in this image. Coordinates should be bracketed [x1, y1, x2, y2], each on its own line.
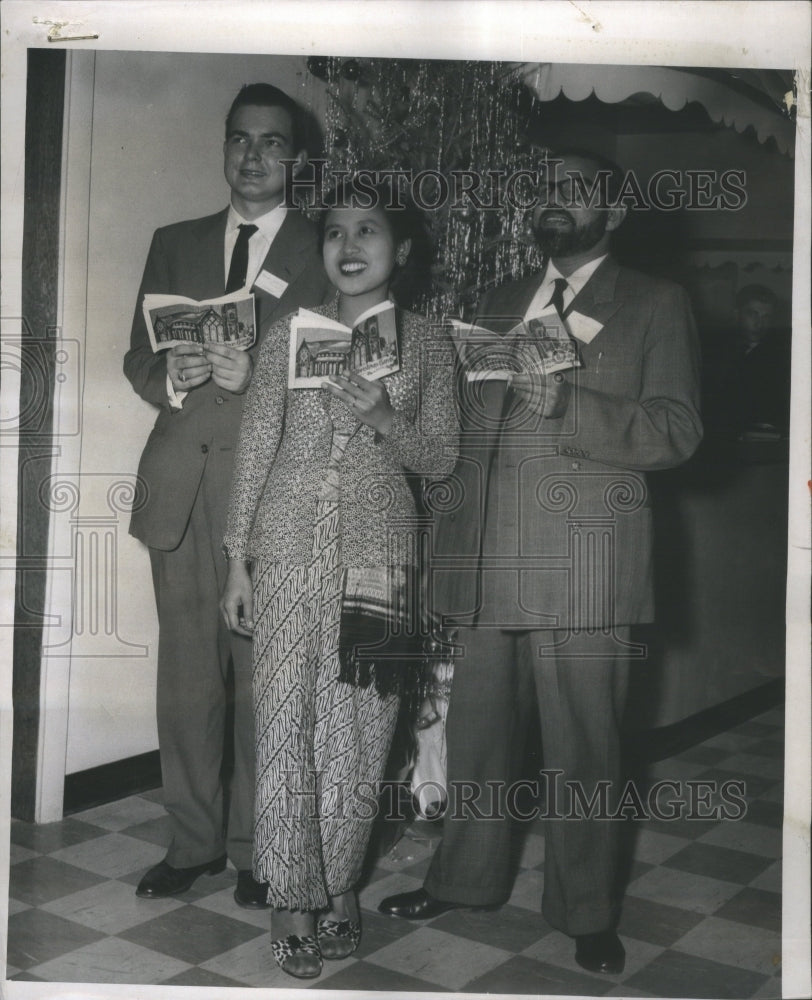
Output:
[178, 371, 186, 383]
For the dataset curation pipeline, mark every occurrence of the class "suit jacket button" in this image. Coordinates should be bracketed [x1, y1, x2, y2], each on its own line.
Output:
[201, 444, 209, 454]
[215, 395, 225, 405]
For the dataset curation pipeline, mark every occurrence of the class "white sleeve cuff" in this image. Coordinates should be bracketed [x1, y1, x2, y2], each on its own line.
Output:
[166, 373, 187, 409]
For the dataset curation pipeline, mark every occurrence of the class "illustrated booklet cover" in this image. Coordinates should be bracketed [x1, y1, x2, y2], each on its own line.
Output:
[288, 301, 400, 388]
[448, 306, 582, 381]
[142, 292, 256, 352]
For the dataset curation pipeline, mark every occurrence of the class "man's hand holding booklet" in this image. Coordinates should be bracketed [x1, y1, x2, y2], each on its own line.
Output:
[447, 306, 581, 382]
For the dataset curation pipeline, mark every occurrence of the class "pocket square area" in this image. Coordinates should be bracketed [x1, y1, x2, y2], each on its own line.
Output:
[567, 311, 603, 344]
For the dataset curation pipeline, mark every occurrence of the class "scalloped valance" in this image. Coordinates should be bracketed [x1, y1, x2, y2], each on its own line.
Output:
[514, 63, 796, 157]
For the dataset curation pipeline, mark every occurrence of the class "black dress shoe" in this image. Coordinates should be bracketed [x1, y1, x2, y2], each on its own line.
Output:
[378, 887, 467, 920]
[234, 869, 271, 908]
[135, 855, 227, 898]
[574, 930, 626, 974]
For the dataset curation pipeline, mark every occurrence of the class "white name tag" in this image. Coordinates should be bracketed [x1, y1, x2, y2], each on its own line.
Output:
[566, 311, 603, 345]
[254, 269, 289, 299]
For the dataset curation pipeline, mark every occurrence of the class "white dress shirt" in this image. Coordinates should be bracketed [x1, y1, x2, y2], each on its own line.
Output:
[223, 202, 287, 291]
[524, 254, 607, 321]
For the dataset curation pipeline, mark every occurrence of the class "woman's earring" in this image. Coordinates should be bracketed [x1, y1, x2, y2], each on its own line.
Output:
[395, 249, 409, 266]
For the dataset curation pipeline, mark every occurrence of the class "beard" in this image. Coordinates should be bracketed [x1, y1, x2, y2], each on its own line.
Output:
[532, 210, 608, 257]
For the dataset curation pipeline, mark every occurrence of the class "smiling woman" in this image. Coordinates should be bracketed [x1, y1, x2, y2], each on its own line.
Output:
[220, 177, 457, 978]
[317, 177, 433, 324]
[321, 207, 407, 326]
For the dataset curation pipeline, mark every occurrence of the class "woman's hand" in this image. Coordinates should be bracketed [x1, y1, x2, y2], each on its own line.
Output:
[324, 373, 394, 436]
[220, 560, 255, 636]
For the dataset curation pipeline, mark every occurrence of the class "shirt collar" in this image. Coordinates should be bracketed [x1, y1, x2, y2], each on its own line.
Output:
[226, 201, 287, 239]
[544, 254, 608, 298]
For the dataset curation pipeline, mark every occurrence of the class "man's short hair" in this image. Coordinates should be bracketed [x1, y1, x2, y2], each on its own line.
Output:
[735, 284, 778, 311]
[225, 83, 306, 152]
[545, 147, 626, 206]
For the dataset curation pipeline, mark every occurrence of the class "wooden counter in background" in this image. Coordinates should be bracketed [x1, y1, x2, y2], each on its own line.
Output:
[626, 437, 788, 734]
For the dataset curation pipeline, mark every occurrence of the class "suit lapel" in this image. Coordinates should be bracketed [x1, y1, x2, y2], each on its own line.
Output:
[486, 257, 622, 329]
[251, 211, 318, 332]
[190, 209, 229, 298]
[566, 256, 622, 331]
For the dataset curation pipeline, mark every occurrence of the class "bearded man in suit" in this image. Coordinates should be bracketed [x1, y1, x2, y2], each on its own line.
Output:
[124, 83, 330, 906]
[380, 150, 703, 974]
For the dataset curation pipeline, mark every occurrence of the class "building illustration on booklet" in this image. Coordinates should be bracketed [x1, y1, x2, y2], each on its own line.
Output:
[295, 313, 393, 378]
[289, 304, 400, 387]
[142, 293, 256, 352]
[448, 307, 581, 382]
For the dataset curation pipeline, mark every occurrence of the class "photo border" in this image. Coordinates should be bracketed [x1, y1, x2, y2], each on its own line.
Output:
[1, 3, 809, 999]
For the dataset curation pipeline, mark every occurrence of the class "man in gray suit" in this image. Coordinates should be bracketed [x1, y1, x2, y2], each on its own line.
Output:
[125, 84, 330, 906]
[379, 150, 703, 974]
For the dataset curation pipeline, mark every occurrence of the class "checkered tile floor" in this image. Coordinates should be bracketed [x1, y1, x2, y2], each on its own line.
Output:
[6, 705, 784, 996]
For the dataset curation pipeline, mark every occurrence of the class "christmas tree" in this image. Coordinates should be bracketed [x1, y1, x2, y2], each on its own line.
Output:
[307, 56, 544, 317]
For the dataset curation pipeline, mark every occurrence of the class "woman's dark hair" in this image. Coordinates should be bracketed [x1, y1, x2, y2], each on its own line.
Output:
[317, 176, 433, 311]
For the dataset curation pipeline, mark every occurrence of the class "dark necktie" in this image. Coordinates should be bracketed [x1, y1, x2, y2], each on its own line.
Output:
[545, 276, 569, 317]
[225, 223, 258, 294]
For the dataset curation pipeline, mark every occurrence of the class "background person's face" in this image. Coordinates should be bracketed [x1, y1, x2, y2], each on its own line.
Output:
[223, 104, 302, 218]
[737, 299, 774, 342]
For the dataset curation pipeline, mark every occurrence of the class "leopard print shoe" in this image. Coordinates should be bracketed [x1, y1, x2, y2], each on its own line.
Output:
[271, 933, 322, 979]
[317, 917, 362, 960]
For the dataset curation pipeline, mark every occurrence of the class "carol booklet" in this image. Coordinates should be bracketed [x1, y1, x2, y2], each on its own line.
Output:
[447, 307, 581, 381]
[288, 302, 400, 389]
[142, 292, 256, 352]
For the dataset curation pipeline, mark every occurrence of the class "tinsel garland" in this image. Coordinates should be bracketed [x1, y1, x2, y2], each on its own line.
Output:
[307, 57, 545, 317]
